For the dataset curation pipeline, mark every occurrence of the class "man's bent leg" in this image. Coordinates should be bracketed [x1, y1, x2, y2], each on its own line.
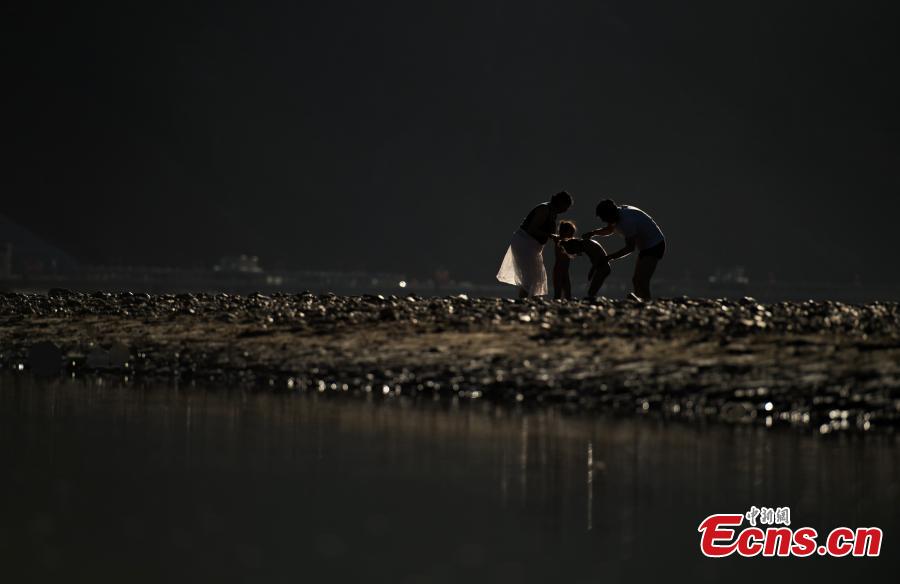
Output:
[632, 256, 659, 299]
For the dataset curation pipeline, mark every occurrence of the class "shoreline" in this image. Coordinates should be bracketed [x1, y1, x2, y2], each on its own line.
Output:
[2, 291, 898, 432]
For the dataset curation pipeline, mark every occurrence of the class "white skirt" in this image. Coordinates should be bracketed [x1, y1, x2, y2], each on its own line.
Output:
[496, 228, 548, 296]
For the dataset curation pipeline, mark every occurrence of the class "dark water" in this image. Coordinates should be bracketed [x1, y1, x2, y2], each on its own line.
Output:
[1, 375, 897, 583]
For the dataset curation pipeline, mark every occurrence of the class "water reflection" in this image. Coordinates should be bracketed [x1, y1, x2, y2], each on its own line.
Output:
[586, 441, 593, 532]
[0, 374, 897, 583]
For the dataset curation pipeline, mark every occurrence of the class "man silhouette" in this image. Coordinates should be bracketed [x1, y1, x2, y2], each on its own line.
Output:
[582, 199, 666, 300]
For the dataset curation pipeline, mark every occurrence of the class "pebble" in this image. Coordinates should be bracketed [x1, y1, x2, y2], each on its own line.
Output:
[0, 291, 898, 431]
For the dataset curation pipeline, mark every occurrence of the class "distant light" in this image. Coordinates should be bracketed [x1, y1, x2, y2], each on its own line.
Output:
[764, 401, 774, 411]
[399, 280, 407, 288]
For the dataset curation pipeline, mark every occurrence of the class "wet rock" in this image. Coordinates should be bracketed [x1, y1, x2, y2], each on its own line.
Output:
[28, 341, 62, 376]
[108, 343, 130, 369]
[86, 347, 110, 369]
[0, 293, 897, 431]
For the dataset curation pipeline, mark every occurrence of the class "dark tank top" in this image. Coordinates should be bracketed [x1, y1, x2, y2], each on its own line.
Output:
[520, 203, 556, 244]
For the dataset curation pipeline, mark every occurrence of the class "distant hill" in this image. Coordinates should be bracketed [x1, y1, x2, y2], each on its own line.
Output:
[0, 214, 80, 275]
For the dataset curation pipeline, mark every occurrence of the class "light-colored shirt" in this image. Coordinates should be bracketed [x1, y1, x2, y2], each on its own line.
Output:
[614, 205, 664, 250]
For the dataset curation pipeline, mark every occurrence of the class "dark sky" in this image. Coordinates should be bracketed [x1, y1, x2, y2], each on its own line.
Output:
[3, 0, 899, 283]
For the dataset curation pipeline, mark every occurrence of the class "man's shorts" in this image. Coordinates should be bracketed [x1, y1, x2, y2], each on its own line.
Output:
[638, 240, 666, 260]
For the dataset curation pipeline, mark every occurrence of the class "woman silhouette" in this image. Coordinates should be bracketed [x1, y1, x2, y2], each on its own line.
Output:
[496, 191, 573, 298]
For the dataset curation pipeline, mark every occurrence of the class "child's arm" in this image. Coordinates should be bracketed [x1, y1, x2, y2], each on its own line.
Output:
[554, 242, 572, 261]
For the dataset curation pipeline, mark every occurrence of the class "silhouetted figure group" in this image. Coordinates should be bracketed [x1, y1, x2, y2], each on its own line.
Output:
[496, 191, 666, 300]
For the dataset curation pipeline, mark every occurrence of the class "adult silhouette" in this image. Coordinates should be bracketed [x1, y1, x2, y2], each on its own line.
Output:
[496, 191, 573, 298]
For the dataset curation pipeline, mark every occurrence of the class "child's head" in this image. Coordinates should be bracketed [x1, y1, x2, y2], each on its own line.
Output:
[562, 239, 585, 255]
[558, 220, 576, 238]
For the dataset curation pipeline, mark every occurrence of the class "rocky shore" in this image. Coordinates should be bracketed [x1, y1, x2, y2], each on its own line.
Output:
[2, 291, 899, 432]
